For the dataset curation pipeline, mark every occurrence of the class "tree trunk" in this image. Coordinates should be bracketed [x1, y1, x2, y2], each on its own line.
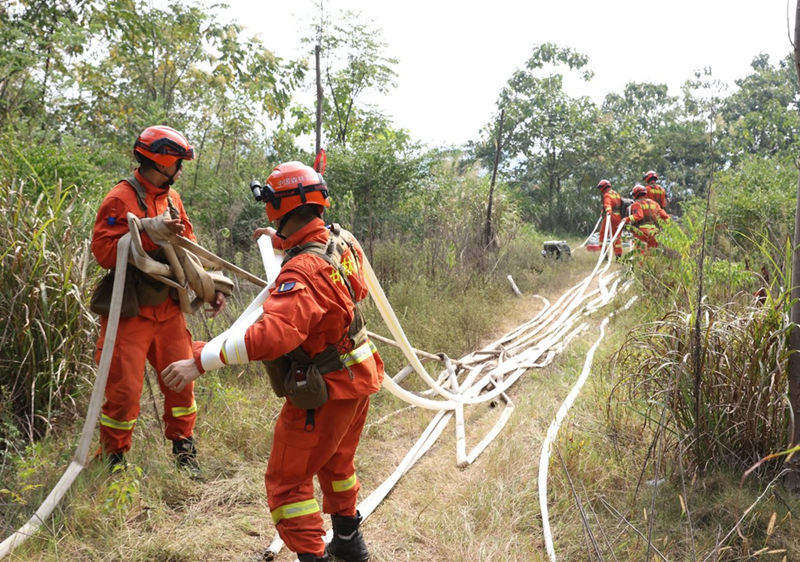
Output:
[786, 0, 800, 491]
[315, 44, 323, 154]
[484, 108, 504, 249]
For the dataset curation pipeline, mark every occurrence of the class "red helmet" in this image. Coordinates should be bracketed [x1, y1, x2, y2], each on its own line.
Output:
[596, 179, 611, 190]
[643, 170, 658, 183]
[263, 161, 330, 221]
[134, 125, 195, 167]
[632, 184, 647, 198]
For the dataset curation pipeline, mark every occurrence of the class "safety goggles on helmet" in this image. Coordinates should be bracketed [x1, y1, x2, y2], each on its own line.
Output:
[250, 161, 332, 222]
[135, 136, 194, 160]
[134, 125, 195, 168]
[596, 179, 611, 189]
[250, 180, 329, 209]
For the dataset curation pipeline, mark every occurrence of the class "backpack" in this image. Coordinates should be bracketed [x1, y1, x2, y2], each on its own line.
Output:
[620, 197, 634, 218]
[263, 224, 368, 409]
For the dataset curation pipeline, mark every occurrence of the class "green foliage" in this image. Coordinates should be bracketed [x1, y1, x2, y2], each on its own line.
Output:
[308, 9, 399, 147]
[477, 50, 799, 228]
[0, 1, 90, 132]
[490, 43, 598, 231]
[0, 171, 98, 457]
[706, 153, 797, 250]
[719, 53, 800, 162]
[609, 297, 792, 474]
[69, 0, 303, 149]
[103, 465, 144, 514]
[322, 132, 424, 253]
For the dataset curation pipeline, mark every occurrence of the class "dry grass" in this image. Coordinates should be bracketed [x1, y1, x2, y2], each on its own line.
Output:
[2, 238, 595, 560]
[6, 240, 800, 561]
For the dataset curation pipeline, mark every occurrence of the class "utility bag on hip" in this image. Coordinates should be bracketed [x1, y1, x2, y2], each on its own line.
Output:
[263, 346, 342, 410]
[89, 260, 172, 317]
[89, 269, 140, 318]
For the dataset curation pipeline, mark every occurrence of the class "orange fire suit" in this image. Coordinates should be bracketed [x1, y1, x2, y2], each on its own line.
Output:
[646, 182, 668, 212]
[192, 217, 384, 557]
[599, 187, 623, 257]
[92, 169, 198, 454]
[628, 197, 669, 252]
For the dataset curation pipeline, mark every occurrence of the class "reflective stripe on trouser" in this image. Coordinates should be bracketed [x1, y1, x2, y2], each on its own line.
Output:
[331, 473, 357, 492]
[266, 396, 371, 556]
[95, 310, 196, 454]
[100, 414, 137, 431]
[171, 402, 197, 418]
[271, 498, 320, 524]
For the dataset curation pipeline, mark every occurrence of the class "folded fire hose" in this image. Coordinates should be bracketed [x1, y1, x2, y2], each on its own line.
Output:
[0, 215, 254, 559]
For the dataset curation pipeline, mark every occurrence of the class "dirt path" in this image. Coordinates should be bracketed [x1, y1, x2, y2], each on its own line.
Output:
[9, 253, 611, 562]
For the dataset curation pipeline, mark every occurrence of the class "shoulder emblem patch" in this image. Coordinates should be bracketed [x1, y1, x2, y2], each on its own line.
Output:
[277, 281, 297, 293]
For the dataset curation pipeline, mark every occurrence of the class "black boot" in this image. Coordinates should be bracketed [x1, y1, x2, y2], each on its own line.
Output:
[297, 553, 329, 562]
[327, 511, 369, 562]
[172, 436, 200, 477]
[107, 451, 126, 473]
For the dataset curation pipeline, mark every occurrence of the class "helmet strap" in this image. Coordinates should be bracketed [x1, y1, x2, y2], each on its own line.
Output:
[275, 214, 290, 239]
[155, 159, 181, 187]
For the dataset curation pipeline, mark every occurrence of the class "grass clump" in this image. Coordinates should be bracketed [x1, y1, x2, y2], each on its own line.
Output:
[609, 297, 792, 474]
[0, 176, 99, 459]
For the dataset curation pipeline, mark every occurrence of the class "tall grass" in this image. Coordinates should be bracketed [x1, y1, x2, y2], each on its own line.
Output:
[608, 298, 792, 474]
[0, 175, 98, 460]
[608, 207, 793, 476]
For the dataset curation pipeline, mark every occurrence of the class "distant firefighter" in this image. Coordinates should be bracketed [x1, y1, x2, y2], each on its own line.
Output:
[595, 179, 623, 258]
[643, 170, 668, 212]
[627, 184, 669, 253]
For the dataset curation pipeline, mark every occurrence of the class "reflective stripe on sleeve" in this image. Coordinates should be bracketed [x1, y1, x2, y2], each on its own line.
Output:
[222, 333, 249, 365]
[171, 402, 197, 418]
[100, 414, 137, 431]
[331, 474, 357, 492]
[340, 340, 377, 368]
[271, 498, 320, 524]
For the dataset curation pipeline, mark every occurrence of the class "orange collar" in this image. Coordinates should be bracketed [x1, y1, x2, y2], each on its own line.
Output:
[134, 169, 169, 195]
[283, 217, 328, 249]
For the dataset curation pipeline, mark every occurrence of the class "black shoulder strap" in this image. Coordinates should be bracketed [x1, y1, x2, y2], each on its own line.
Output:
[279, 225, 368, 371]
[124, 175, 148, 214]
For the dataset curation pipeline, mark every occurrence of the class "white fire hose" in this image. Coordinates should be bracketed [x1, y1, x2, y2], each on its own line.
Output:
[2, 218, 630, 561]
[0, 220, 265, 560]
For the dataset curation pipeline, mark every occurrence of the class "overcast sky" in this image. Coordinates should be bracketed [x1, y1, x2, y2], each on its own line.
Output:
[222, 0, 795, 148]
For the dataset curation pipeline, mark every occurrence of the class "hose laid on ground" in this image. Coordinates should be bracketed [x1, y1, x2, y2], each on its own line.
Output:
[0, 234, 132, 560]
[537, 213, 637, 561]
[0, 224, 269, 560]
[539, 317, 609, 561]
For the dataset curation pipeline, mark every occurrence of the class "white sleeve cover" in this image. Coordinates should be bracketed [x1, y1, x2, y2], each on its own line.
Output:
[199, 235, 282, 372]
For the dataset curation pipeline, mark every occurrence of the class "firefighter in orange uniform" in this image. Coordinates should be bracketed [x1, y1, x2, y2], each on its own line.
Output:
[162, 161, 383, 562]
[627, 184, 670, 253]
[91, 125, 225, 473]
[643, 170, 668, 212]
[595, 179, 623, 258]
